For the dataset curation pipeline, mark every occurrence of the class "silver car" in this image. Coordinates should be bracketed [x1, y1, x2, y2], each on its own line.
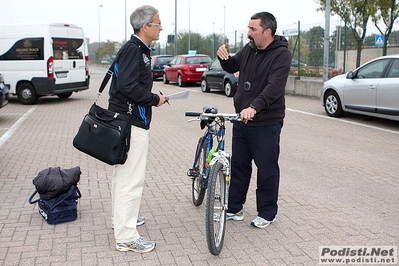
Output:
[321, 54, 399, 121]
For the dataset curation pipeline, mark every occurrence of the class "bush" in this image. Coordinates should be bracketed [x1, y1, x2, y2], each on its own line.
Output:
[290, 66, 344, 79]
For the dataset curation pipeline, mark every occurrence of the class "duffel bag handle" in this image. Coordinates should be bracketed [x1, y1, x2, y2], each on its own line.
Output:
[28, 190, 40, 204]
[75, 186, 82, 199]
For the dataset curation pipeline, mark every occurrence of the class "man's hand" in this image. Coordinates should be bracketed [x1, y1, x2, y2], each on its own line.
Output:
[217, 43, 229, 60]
[240, 107, 256, 124]
[156, 94, 169, 107]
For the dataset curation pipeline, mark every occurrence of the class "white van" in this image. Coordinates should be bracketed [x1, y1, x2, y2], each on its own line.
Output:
[0, 23, 90, 104]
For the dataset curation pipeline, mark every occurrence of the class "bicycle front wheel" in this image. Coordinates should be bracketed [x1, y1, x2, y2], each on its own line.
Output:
[192, 137, 208, 206]
[205, 162, 227, 255]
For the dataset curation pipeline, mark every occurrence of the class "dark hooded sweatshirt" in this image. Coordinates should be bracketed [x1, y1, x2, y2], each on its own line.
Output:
[108, 35, 160, 130]
[219, 35, 291, 126]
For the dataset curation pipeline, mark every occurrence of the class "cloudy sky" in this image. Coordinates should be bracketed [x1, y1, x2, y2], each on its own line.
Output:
[1, 0, 395, 44]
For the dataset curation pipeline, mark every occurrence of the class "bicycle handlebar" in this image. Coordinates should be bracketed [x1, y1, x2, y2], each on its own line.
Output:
[185, 112, 241, 122]
[185, 112, 201, 117]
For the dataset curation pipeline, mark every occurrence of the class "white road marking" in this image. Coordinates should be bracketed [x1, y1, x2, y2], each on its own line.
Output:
[0, 106, 37, 148]
[287, 108, 399, 135]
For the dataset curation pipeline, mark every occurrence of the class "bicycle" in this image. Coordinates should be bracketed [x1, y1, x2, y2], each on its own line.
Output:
[186, 105, 240, 255]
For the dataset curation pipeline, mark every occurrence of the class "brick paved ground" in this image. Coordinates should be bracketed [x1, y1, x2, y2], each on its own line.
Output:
[0, 66, 398, 265]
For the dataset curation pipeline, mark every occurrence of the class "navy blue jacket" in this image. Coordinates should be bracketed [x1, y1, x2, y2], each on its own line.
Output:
[108, 35, 160, 130]
[219, 35, 291, 126]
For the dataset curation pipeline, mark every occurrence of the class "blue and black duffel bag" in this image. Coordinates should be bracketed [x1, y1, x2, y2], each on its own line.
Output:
[28, 166, 82, 224]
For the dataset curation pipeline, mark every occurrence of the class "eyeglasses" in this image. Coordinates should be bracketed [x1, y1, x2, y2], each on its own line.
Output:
[147, 23, 162, 27]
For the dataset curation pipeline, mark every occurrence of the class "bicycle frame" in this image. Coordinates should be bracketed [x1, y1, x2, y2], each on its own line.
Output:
[192, 127, 213, 180]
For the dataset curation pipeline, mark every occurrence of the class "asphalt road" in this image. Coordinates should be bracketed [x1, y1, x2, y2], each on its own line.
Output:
[0, 66, 398, 265]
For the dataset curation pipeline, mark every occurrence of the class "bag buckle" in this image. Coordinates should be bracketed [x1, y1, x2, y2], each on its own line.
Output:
[95, 92, 101, 103]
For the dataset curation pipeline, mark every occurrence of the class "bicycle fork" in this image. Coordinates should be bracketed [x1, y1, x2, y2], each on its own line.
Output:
[209, 150, 231, 210]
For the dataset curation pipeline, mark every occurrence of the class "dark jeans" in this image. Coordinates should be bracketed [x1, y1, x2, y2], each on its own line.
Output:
[228, 121, 282, 221]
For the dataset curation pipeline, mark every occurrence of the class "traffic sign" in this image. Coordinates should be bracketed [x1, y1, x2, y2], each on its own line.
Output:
[375, 35, 384, 46]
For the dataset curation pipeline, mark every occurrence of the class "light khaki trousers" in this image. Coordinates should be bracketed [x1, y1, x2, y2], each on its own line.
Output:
[112, 125, 149, 243]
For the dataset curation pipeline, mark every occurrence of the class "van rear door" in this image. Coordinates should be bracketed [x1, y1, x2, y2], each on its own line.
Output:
[50, 25, 70, 87]
[50, 24, 87, 90]
[66, 26, 87, 86]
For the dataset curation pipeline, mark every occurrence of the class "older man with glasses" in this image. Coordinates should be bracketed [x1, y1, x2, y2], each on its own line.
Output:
[108, 5, 169, 253]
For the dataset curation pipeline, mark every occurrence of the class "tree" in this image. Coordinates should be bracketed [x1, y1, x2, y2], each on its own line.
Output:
[306, 26, 325, 66]
[389, 29, 399, 43]
[287, 32, 309, 65]
[95, 40, 116, 63]
[370, 0, 399, 55]
[317, 0, 374, 67]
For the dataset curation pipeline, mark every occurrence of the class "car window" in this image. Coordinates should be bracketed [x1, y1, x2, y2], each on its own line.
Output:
[356, 59, 390, 79]
[186, 57, 199, 64]
[169, 57, 177, 65]
[175, 57, 182, 65]
[158, 57, 172, 63]
[387, 59, 399, 78]
[186, 56, 211, 64]
[201, 57, 212, 63]
[53, 38, 84, 60]
[211, 59, 221, 68]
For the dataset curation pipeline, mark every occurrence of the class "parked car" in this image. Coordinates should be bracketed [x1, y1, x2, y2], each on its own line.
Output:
[321, 54, 399, 121]
[163, 54, 212, 87]
[200, 57, 239, 97]
[151, 55, 173, 80]
[291, 60, 307, 67]
[0, 73, 9, 109]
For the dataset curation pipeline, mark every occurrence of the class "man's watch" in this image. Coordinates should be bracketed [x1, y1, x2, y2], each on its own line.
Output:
[249, 104, 257, 113]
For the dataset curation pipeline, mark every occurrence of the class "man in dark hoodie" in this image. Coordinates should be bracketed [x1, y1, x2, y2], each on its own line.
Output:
[108, 5, 169, 253]
[217, 11, 291, 229]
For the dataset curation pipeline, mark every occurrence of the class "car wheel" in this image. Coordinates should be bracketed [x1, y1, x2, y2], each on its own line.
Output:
[201, 78, 210, 93]
[324, 90, 344, 117]
[224, 80, 235, 97]
[57, 92, 73, 98]
[163, 73, 169, 84]
[177, 75, 185, 87]
[17, 82, 38, 105]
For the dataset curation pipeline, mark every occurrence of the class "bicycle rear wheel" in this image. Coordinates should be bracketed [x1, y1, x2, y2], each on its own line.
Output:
[192, 137, 208, 206]
[205, 162, 227, 255]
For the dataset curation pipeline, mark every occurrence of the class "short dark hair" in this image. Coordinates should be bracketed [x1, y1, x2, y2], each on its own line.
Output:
[251, 12, 277, 36]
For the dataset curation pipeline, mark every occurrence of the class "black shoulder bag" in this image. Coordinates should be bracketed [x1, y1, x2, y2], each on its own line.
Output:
[73, 64, 131, 165]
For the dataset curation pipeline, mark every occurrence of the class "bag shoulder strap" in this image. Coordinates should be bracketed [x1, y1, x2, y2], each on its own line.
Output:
[98, 62, 115, 94]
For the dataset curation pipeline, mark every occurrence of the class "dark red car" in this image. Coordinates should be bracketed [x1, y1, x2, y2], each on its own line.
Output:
[163, 54, 212, 87]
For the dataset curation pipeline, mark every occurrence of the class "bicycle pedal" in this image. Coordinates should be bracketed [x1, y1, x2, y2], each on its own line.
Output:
[187, 169, 197, 177]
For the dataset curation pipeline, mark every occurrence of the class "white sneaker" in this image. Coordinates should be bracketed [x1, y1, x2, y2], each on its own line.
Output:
[116, 237, 156, 253]
[251, 216, 276, 228]
[226, 210, 244, 221]
[136, 216, 145, 226]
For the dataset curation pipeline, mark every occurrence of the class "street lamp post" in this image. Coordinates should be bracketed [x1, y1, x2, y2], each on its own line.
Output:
[223, 6, 226, 42]
[188, 0, 191, 53]
[124, 0, 127, 41]
[98, 5, 103, 44]
[174, 0, 177, 56]
[213, 22, 215, 58]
